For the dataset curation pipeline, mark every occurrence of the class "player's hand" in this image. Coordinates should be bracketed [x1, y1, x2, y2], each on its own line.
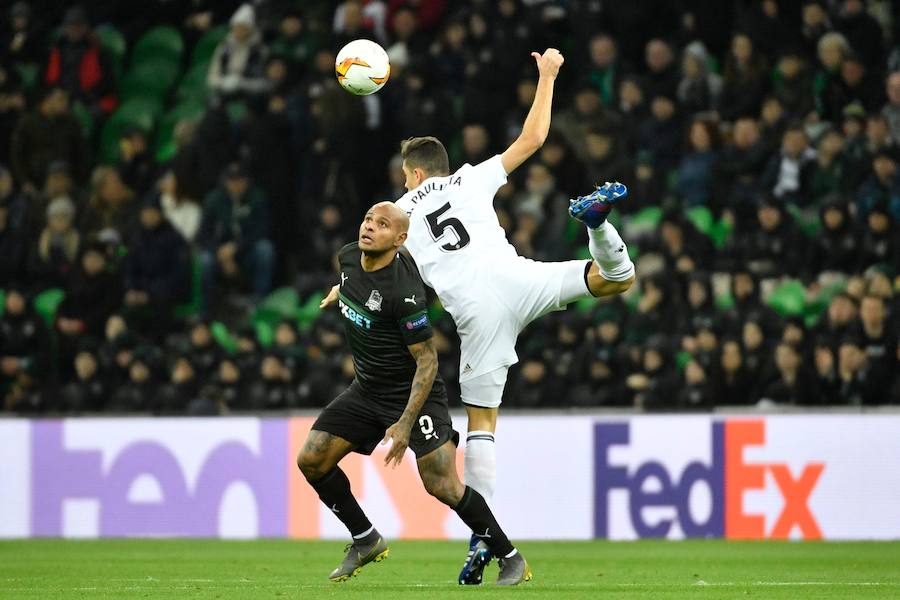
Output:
[531, 48, 564, 80]
[381, 419, 412, 468]
[319, 284, 340, 309]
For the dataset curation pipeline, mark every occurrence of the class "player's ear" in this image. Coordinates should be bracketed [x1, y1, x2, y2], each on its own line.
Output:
[414, 167, 427, 185]
[395, 230, 408, 247]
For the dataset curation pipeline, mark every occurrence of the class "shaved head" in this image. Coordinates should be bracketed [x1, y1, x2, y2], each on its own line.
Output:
[358, 201, 409, 257]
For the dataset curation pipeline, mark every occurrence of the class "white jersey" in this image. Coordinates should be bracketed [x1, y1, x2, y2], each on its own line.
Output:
[396, 154, 592, 383]
[395, 155, 516, 317]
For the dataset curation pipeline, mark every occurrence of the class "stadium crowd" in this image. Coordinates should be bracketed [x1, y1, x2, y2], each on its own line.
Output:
[1, 0, 899, 413]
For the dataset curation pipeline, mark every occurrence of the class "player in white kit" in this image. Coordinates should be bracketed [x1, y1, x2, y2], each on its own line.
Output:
[392, 48, 636, 584]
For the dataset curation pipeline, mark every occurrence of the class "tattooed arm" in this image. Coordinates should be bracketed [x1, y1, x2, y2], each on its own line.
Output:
[382, 339, 438, 467]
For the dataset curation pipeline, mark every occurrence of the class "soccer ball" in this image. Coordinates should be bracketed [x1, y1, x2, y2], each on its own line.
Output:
[335, 39, 391, 96]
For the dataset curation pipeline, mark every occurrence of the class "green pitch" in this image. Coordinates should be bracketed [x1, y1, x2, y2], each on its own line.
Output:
[2, 539, 898, 599]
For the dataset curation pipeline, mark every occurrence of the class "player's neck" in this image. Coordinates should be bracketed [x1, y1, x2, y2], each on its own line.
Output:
[360, 249, 396, 272]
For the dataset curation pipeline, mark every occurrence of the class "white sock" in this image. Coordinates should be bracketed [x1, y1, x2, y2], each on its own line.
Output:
[587, 221, 635, 282]
[464, 431, 496, 501]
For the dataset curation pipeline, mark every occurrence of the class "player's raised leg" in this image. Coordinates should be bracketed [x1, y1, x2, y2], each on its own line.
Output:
[568, 181, 636, 296]
[297, 430, 389, 581]
[417, 439, 531, 586]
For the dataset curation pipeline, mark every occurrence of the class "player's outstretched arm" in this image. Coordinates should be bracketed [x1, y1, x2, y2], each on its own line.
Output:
[382, 339, 438, 467]
[319, 284, 340, 308]
[500, 48, 564, 175]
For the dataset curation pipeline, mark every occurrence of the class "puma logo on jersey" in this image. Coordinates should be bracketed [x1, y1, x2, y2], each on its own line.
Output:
[404, 295, 417, 305]
[341, 272, 348, 286]
[330, 504, 340, 514]
[474, 527, 491, 539]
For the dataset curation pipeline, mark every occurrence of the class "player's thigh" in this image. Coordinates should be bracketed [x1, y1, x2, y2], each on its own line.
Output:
[310, 384, 387, 458]
[508, 258, 593, 325]
[460, 367, 508, 416]
[406, 392, 460, 460]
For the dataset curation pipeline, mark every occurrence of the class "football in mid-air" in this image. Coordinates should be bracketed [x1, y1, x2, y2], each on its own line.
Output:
[335, 39, 391, 96]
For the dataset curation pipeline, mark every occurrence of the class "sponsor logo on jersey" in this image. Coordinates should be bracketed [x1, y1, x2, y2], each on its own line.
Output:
[340, 272, 348, 286]
[594, 420, 824, 540]
[365, 290, 383, 312]
[405, 314, 429, 330]
[339, 299, 372, 329]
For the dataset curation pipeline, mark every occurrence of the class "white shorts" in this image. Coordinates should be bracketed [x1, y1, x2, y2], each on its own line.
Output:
[454, 258, 592, 408]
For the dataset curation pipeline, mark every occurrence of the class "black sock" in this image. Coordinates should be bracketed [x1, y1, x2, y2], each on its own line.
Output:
[453, 486, 515, 558]
[308, 467, 374, 539]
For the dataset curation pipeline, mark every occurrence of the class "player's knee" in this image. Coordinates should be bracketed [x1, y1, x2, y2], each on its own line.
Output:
[296, 449, 327, 481]
[422, 471, 462, 506]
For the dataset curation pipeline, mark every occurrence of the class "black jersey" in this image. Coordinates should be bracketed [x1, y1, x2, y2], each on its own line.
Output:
[336, 243, 444, 401]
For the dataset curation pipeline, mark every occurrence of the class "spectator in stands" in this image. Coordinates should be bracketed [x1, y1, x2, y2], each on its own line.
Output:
[248, 350, 299, 409]
[858, 203, 899, 269]
[270, 9, 319, 70]
[676, 118, 720, 208]
[773, 50, 814, 120]
[57, 240, 122, 376]
[154, 170, 200, 243]
[44, 6, 117, 116]
[554, 83, 623, 165]
[643, 39, 679, 100]
[198, 163, 273, 313]
[0, 63, 27, 167]
[809, 129, 850, 205]
[800, 1, 832, 65]
[713, 338, 752, 404]
[741, 315, 771, 388]
[817, 293, 859, 343]
[857, 150, 900, 221]
[837, 0, 884, 70]
[882, 72, 900, 143]
[813, 32, 850, 120]
[837, 334, 879, 405]
[761, 341, 812, 404]
[719, 32, 768, 122]
[2, 3, 44, 71]
[807, 197, 861, 276]
[1, 286, 51, 412]
[638, 92, 684, 175]
[716, 117, 769, 222]
[811, 335, 840, 404]
[859, 294, 894, 378]
[677, 41, 722, 115]
[10, 86, 85, 193]
[832, 53, 884, 115]
[628, 335, 677, 410]
[679, 271, 718, 334]
[116, 127, 154, 196]
[537, 134, 585, 199]
[82, 166, 137, 242]
[586, 34, 624, 107]
[207, 4, 270, 104]
[107, 346, 158, 412]
[39, 161, 80, 221]
[186, 318, 219, 379]
[581, 127, 633, 193]
[157, 352, 198, 414]
[865, 113, 896, 158]
[29, 196, 79, 287]
[58, 340, 107, 412]
[724, 269, 779, 333]
[737, 196, 805, 278]
[0, 167, 28, 284]
[124, 195, 191, 337]
[212, 355, 246, 411]
[677, 359, 714, 409]
[760, 125, 817, 205]
[570, 345, 624, 407]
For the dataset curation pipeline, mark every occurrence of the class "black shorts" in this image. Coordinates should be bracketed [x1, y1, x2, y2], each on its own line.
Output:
[312, 380, 459, 458]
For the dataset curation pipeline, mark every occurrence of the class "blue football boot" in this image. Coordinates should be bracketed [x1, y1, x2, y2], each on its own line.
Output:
[568, 181, 628, 228]
[458, 534, 493, 585]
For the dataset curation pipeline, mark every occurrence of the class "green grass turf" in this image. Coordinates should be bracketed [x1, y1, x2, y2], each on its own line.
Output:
[1, 540, 898, 599]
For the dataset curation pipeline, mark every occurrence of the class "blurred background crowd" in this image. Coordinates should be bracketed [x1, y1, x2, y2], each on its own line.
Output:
[1, 0, 899, 414]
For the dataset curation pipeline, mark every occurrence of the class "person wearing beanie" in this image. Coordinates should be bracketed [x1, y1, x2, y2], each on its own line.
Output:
[207, 4, 270, 101]
[28, 195, 79, 287]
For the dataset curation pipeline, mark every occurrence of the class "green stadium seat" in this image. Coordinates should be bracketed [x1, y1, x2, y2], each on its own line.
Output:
[70, 101, 95, 139]
[786, 203, 821, 237]
[191, 26, 227, 66]
[98, 98, 163, 164]
[297, 292, 325, 331]
[34, 288, 65, 327]
[258, 287, 299, 319]
[0, 289, 5, 317]
[685, 206, 714, 237]
[173, 252, 204, 319]
[15, 63, 39, 91]
[155, 101, 206, 162]
[766, 279, 806, 317]
[211, 321, 237, 355]
[119, 59, 181, 102]
[255, 320, 274, 348]
[131, 26, 184, 67]
[175, 61, 211, 104]
[95, 25, 126, 78]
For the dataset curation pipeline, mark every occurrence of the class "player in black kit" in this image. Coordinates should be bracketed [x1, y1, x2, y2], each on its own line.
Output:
[297, 201, 531, 586]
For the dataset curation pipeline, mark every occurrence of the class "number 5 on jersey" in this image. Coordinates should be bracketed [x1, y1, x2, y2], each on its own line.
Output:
[426, 202, 470, 252]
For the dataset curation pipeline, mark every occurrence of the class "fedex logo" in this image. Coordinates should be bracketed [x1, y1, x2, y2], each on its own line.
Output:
[594, 420, 825, 540]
